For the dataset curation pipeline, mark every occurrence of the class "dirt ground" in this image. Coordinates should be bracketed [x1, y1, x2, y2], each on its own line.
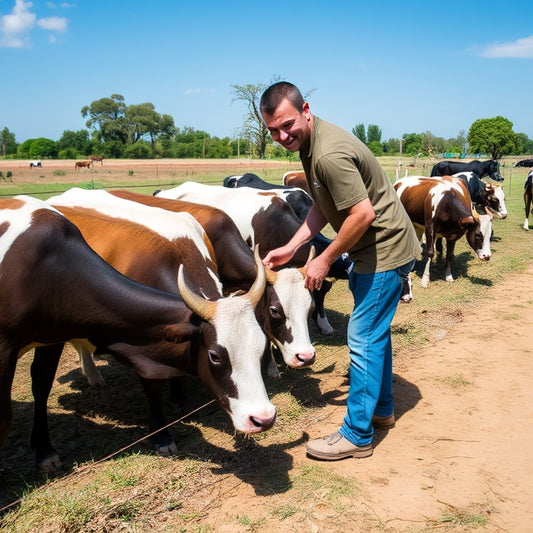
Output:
[299, 265, 533, 532]
[0, 158, 532, 531]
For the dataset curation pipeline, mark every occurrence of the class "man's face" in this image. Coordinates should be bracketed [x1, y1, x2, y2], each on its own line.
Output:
[262, 99, 311, 152]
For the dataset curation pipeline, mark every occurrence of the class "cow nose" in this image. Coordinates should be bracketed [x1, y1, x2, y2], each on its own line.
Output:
[250, 412, 277, 431]
[480, 254, 491, 261]
[297, 351, 316, 366]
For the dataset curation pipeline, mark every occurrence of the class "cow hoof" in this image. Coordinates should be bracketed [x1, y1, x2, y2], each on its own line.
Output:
[155, 441, 178, 457]
[316, 318, 334, 335]
[39, 453, 62, 473]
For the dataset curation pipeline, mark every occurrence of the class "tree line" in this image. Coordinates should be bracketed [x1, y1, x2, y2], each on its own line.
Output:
[1, 85, 532, 161]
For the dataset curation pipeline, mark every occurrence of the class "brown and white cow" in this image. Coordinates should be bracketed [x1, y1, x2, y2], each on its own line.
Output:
[155, 181, 338, 335]
[110, 189, 317, 373]
[0, 195, 274, 471]
[394, 176, 488, 288]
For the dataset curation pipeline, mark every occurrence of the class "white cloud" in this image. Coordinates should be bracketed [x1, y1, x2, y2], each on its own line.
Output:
[37, 16, 67, 32]
[480, 35, 533, 58]
[0, 0, 68, 48]
[0, 0, 36, 47]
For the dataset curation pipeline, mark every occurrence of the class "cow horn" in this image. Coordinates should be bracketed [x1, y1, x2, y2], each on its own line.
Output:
[178, 265, 217, 321]
[459, 215, 475, 227]
[265, 265, 278, 284]
[246, 245, 267, 308]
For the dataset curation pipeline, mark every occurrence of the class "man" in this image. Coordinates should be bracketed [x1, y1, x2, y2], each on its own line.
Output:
[260, 81, 420, 460]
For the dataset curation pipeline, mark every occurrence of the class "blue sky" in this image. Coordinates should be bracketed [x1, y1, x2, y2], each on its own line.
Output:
[1, 0, 532, 145]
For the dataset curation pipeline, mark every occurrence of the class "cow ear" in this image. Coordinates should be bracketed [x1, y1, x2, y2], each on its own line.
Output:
[163, 324, 197, 343]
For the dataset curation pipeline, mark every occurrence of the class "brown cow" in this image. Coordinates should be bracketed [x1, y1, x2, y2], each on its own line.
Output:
[394, 176, 488, 289]
[74, 160, 93, 170]
[89, 155, 104, 166]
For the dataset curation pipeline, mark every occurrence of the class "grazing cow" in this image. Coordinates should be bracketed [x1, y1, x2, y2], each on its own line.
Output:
[155, 181, 346, 335]
[0, 195, 274, 470]
[524, 170, 533, 230]
[515, 159, 533, 168]
[47, 201, 272, 458]
[89, 155, 104, 166]
[394, 176, 488, 288]
[110, 189, 316, 371]
[430, 159, 503, 182]
[451, 172, 504, 218]
[29, 160, 41, 168]
[74, 160, 93, 170]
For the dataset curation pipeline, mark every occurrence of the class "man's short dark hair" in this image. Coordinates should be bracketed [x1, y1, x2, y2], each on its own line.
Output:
[260, 81, 305, 116]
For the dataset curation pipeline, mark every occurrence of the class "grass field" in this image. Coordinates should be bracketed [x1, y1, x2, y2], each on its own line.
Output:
[0, 156, 531, 532]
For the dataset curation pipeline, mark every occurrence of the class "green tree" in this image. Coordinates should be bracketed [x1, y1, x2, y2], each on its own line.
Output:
[0, 127, 17, 156]
[467, 116, 519, 159]
[367, 124, 382, 144]
[401, 133, 423, 156]
[515, 133, 533, 155]
[126, 103, 175, 155]
[57, 129, 92, 155]
[24, 137, 58, 159]
[368, 140, 383, 156]
[81, 94, 128, 146]
[352, 123, 367, 143]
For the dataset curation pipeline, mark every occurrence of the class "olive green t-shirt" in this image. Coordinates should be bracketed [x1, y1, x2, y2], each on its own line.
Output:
[300, 117, 421, 274]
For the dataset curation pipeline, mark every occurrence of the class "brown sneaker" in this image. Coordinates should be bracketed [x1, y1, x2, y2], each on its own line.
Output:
[306, 431, 373, 460]
[372, 413, 396, 429]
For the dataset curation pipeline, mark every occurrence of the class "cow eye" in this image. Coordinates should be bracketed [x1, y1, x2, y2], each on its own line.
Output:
[269, 306, 282, 319]
[208, 350, 222, 365]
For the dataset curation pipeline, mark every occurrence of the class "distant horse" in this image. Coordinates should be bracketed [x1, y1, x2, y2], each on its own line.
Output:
[431, 159, 503, 181]
[89, 155, 104, 166]
[29, 160, 42, 169]
[524, 170, 533, 230]
[75, 160, 93, 171]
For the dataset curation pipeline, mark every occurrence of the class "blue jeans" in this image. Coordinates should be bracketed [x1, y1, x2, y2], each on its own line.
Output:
[339, 260, 413, 446]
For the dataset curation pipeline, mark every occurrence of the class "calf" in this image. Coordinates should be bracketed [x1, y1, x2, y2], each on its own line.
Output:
[0, 195, 274, 471]
[524, 170, 533, 230]
[111, 189, 316, 370]
[394, 176, 488, 288]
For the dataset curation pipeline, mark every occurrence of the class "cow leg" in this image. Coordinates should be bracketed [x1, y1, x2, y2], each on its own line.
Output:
[421, 257, 432, 288]
[261, 344, 281, 380]
[524, 192, 531, 230]
[400, 273, 413, 303]
[30, 344, 63, 472]
[139, 377, 178, 456]
[0, 338, 18, 447]
[311, 280, 334, 335]
[444, 239, 456, 282]
[70, 339, 106, 387]
[421, 226, 435, 289]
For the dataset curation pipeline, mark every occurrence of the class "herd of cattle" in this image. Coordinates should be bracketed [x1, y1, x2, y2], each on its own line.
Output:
[0, 158, 530, 472]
